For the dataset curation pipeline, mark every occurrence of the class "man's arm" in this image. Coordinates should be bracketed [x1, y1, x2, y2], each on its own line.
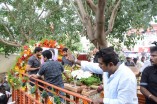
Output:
[67, 54, 103, 74]
[74, 60, 81, 65]
[26, 65, 40, 71]
[29, 74, 41, 79]
[26, 58, 40, 71]
[63, 72, 70, 80]
[140, 86, 157, 103]
[136, 72, 141, 77]
[140, 67, 157, 103]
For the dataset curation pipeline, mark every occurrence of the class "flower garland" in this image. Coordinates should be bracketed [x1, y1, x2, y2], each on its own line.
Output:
[13, 39, 65, 74]
[7, 39, 65, 89]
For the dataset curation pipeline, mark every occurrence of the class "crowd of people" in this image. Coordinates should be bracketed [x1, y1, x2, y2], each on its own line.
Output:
[1, 43, 157, 104]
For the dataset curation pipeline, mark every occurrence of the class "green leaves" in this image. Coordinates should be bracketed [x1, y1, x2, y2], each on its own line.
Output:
[41, 90, 48, 98]
[30, 86, 37, 94]
[0, 0, 82, 54]
[80, 76, 101, 86]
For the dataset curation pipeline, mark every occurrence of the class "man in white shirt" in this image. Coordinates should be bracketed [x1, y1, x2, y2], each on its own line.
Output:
[69, 47, 138, 104]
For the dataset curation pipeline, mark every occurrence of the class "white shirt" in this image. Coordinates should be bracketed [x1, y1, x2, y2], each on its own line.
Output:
[136, 61, 144, 70]
[81, 61, 138, 104]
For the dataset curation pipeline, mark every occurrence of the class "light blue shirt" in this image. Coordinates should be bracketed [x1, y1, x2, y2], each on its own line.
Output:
[81, 61, 138, 104]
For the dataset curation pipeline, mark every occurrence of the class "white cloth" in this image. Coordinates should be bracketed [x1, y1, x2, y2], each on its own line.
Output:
[140, 60, 151, 72]
[136, 61, 144, 70]
[0, 91, 11, 97]
[81, 61, 138, 104]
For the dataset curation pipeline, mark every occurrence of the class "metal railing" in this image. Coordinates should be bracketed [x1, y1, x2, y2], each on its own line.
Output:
[12, 73, 92, 104]
[11, 73, 146, 104]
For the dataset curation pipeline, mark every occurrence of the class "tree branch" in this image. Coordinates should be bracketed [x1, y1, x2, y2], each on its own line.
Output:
[2, 23, 15, 40]
[4, 3, 16, 20]
[38, 9, 45, 19]
[20, 28, 29, 42]
[86, 0, 97, 14]
[75, 0, 95, 41]
[0, 38, 21, 47]
[71, 1, 84, 24]
[105, 0, 121, 35]
[43, 6, 61, 19]
[95, 0, 105, 39]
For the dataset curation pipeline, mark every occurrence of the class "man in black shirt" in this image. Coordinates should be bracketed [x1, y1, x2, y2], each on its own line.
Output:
[26, 47, 43, 86]
[140, 46, 157, 104]
[62, 48, 74, 66]
[30, 50, 64, 102]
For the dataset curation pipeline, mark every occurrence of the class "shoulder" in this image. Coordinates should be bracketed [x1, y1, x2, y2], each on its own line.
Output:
[49, 61, 62, 66]
[119, 64, 135, 78]
[143, 66, 153, 73]
[28, 55, 35, 60]
[62, 56, 65, 59]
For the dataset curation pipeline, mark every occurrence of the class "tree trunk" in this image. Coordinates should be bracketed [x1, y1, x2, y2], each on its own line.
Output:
[92, 33, 107, 49]
[75, 0, 121, 49]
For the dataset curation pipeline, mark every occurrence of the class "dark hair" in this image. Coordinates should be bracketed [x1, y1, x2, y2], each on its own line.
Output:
[0, 85, 8, 103]
[49, 48, 55, 55]
[97, 47, 119, 65]
[0, 85, 6, 94]
[133, 58, 138, 64]
[34, 47, 43, 53]
[62, 48, 68, 52]
[126, 57, 131, 59]
[150, 46, 157, 53]
[42, 50, 52, 59]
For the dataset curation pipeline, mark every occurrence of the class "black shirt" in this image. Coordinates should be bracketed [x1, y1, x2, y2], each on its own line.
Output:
[140, 65, 157, 104]
[27, 55, 41, 75]
[62, 56, 74, 66]
[38, 60, 64, 87]
[0, 94, 8, 104]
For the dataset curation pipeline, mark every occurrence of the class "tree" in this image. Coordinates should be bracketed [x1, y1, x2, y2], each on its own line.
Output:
[0, 0, 82, 55]
[73, 0, 157, 48]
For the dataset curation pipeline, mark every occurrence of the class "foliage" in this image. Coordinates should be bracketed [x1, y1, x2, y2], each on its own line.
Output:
[72, 0, 157, 48]
[51, 88, 61, 104]
[10, 39, 65, 74]
[54, 96, 61, 104]
[41, 90, 48, 98]
[80, 75, 101, 86]
[30, 86, 37, 94]
[0, 0, 82, 55]
[7, 70, 21, 89]
[21, 76, 29, 87]
[1, 0, 157, 52]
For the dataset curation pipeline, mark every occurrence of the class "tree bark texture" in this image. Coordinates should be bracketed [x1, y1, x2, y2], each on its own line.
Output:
[75, 0, 121, 49]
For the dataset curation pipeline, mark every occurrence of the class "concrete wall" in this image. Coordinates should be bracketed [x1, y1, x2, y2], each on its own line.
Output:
[0, 54, 18, 73]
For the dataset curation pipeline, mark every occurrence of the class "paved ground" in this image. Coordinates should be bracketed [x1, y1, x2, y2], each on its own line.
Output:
[0, 54, 18, 73]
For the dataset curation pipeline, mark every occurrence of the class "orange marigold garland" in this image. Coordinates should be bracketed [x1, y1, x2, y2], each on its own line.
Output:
[13, 39, 65, 74]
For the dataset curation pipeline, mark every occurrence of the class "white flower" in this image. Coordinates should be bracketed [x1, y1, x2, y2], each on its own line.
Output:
[24, 54, 27, 57]
[71, 70, 92, 79]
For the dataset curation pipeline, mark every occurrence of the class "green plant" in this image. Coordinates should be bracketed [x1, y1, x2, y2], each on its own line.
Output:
[80, 76, 101, 86]
[30, 86, 37, 94]
[54, 96, 61, 104]
[51, 88, 61, 104]
[7, 70, 21, 89]
[41, 90, 48, 98]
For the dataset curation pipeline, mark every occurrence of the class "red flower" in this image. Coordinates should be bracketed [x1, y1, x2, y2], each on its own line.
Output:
[21, 56, 25, 60]
[23, 45, 28, 50]
[22, 79, 27, 83]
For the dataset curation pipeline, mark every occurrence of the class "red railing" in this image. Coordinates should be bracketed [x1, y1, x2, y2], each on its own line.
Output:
[12, 73, 92, 104]
[11, 73, 146, 104]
